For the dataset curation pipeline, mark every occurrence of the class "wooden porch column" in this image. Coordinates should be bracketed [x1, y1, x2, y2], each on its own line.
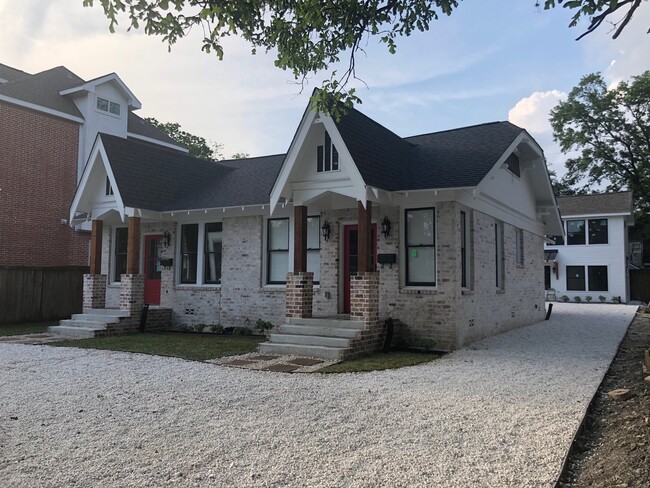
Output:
[294, 205, 308, 273]
[89, 220, 103, 274]
[126, 216, 141, 274]
[357, 200, 373, 272]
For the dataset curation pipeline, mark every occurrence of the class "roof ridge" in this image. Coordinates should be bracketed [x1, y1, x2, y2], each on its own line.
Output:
[405, 121, 515, 140]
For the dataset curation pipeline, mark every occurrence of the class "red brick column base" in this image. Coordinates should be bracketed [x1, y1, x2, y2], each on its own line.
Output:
[119, 274, 144, 317]
[285, 272, 314, 319]
[347, 271, 384, 359]
[83, 274, 107, 310]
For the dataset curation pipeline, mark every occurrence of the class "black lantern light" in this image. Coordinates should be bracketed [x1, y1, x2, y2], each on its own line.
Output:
[381, 216, 391, 238]
[321, 220, 331, 242]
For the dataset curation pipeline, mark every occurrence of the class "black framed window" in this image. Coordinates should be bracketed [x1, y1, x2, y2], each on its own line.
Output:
[588, 219, 608, 244]
[405, 208, 435, 286]
[316, 130, 339, 173]
[307, 216, 320, 284]
[267, 218, 289, 284]
[114, 227, 128, 282]
[515, 228, 524, 267]
[544, 266, 551, 290]
[204, 222, 223, 284]
[567, 220, 585, 245]
[105, 176, 113, 196]
[566, 265, 585, 291]
[460, 211, 467, 288]
[588, 266, 608, 291]
[505, 153, 520, 177]
[495, 222, 504, 288]
[180, 224, 199, 284]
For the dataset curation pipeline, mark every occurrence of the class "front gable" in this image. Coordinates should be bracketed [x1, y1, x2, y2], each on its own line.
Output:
[270, 104, 367, 213]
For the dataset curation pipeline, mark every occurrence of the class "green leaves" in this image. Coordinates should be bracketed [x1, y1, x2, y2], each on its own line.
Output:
[550, 71, 650, 211]
[145, 117, 223, 161]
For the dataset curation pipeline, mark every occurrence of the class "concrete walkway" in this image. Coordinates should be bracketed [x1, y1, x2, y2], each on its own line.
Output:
[0, 303, 637, 487]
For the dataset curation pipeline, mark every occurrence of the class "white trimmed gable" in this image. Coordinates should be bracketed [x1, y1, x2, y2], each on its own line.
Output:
[270, 108, 366, 213]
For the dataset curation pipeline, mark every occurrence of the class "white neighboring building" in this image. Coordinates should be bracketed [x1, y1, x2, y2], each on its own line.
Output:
[544, 192, 634, 303]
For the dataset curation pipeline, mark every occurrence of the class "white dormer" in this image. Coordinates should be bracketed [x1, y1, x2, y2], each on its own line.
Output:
[60, 73, 142, 182]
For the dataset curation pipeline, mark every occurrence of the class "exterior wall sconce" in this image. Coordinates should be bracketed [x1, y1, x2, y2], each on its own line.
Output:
[381, 216, 391, 238]
[162, 231, 171, 248]
[321, 220, 331, 242]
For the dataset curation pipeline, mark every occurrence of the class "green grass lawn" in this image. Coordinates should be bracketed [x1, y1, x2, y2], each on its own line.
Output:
[318, 350, 442, 373]
[51, 332, 264, 361]
[0, 322, 55, 337]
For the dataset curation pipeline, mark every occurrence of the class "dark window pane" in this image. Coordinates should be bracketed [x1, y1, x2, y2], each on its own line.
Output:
[204, 222, 222, 284]
[324, 131, 331, 171]
[180, 224, 199, 284]
[588, 266, 608, 291]
[567, 220, 585, 245]
[267, 218, 289, 284]
[589, 219, 608, 244]
[114, 228, 128, 281]
[317, 145, 323, 172]
[332, 145, 339, 170]
[544, 266, 551, 290]
[147, 238, 162, 280]
[566, 265, 585, 291]
[505, 153, 520, 177]
[460, 211, 467, 288]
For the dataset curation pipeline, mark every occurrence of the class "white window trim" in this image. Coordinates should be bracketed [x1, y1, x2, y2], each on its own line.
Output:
[95, 95, 122, 119]
[175, 221, 222, 288]
[400, 206, 437, 290]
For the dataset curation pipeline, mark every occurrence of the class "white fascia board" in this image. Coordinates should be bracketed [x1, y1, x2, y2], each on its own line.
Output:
[269, 108, 318, 214]
[60, 73, 142, 109]
[0, 93, 84, 123]
[127, 132, 190, 153]
[561, 212, 632, 219]
[160, 204, 268, 216]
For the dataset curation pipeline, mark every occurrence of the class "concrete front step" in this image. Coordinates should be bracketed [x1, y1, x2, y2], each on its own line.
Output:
[259, 342, 346, 360]
[48, 325, 100, 338]
[82, 308, 130, 317]
[278, 324, 360, 339]
[70, 314, 122, 324]
[269, 333, 351, 348]
[287, 317, 365, 329]
[58, 319, 108, 329]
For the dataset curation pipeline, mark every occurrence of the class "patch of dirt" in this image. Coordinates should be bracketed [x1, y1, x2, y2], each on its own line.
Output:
[558, 311, 650, 487]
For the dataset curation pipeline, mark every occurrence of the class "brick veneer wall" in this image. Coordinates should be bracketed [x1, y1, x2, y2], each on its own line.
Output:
[83, 274, 107, 310]
[286, 272, 313, 318]
[346, 271, 385, 359]
[0, 102, 89, 266]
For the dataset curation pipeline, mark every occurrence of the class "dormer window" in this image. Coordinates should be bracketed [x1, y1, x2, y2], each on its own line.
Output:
[96, 97, 121, 116]
[317, 130, 339, 173]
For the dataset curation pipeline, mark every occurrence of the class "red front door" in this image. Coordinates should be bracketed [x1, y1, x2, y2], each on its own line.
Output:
[144, 235, 163, 305]
[343, 224, 377, 313]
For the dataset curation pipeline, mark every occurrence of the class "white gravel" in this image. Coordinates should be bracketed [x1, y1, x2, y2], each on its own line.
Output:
[0, 303, 637, 487]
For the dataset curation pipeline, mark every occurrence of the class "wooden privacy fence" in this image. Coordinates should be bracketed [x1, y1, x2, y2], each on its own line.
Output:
[630, 269, 650, 303]
[0, 266, 88, 324]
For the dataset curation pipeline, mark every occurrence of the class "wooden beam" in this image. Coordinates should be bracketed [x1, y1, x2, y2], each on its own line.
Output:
[126, 216, 141, 275]
[358, 200, 372, 272]
[89, 220, 103, 275]
[293, 205, 308, 273]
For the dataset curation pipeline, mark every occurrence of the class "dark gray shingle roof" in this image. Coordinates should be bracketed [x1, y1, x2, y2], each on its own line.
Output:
[127, 112, 185, 148]
[557, 192, 633, 216]
[100, 134, 283, 211]
[0, 66, 84, 117]
[333, 105, 524, 191]
[0, 64, 31, 83]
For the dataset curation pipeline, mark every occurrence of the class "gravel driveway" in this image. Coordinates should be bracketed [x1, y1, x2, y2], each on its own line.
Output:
[0, 303, 637, 487]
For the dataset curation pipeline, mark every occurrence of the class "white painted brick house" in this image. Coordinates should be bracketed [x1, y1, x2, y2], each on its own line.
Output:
[57, 92, 563, 358]
[544, 192, 634, 303]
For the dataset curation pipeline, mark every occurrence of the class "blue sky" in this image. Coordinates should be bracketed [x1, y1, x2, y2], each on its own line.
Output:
[0, 0, 648, 176]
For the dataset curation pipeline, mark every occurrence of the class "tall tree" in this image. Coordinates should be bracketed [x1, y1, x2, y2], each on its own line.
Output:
[145, 117, 223, 161]
[83, 0, 648, 112]
[550, 71, 650, 210]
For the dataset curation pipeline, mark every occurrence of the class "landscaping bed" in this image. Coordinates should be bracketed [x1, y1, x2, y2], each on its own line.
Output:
[558, 310, 650, 487]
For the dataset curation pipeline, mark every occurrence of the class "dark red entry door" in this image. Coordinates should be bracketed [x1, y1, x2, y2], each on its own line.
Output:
[144, 235, 163, 305]
[343, 224, 377, 313]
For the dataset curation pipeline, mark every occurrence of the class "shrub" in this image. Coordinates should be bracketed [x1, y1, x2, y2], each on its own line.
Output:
[255, 319, 274, 334]
[177, 324, 190, 332]
[573, 296, 582, 303]
[561, 295, 570, 303]
[233, 326, 251, 336]
[209, 323, 224, 334]
[599, 295, 607, 303]
[585, 296, 593, 302]
[194, 323, 206, 333]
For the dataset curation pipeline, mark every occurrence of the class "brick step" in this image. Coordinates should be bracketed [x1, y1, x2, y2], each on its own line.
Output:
[278, 324, 360, 339]
[58, 319, 109, 329]
[48, 325, 100, 339]
[287, 317, 365, 329]
[258, 342, 346, 360]
[268, 333, 351, 348]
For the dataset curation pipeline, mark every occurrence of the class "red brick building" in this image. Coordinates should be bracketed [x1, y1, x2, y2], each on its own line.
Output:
[0, 64, 186, 267]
